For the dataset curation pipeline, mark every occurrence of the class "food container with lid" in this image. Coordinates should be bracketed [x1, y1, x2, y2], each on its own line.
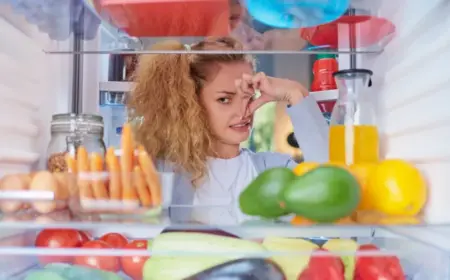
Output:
[46, 113, 106, 173]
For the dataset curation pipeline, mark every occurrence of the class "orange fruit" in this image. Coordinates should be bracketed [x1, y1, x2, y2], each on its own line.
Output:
[367, 159, 427, 216]
[291, 215, 354, 225]
[293, 162, 319, 176]
[291, 216, 315, 225]
[349, 163, 378, 211]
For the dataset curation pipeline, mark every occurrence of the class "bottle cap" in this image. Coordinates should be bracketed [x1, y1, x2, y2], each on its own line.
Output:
[316, 54, 336, 59]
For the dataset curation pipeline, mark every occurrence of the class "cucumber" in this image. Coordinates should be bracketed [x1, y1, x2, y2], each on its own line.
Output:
[44, 263, 121, 280]
[25, 271, 66, 280]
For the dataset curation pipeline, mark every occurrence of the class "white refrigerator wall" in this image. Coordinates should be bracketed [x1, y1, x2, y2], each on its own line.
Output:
[365, 0, 450, 224]
[0, 5, 72, 175]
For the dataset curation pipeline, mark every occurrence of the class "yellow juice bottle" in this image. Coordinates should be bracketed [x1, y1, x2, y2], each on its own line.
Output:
[329, 124, 379, 164]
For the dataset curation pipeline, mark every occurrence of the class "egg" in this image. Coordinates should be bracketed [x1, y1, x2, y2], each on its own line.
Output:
[0, 174, 30, 213]
[29, 171, 60, 214]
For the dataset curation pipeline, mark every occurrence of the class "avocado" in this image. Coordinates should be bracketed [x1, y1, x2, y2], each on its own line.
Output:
[282, 166, 360, 223]
[239, 167, 295, 218]
[323, 239, 358, 280]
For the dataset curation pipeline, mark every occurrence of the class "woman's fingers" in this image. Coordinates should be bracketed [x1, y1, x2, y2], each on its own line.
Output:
[240, 73, 256, 95]
[246, 94, 273, 116]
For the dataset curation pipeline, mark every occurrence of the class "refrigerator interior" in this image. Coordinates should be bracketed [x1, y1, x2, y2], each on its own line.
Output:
[0, 0, 449, 279]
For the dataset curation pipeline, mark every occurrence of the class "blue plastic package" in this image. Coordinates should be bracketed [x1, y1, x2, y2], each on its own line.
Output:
[245, 0, 350, 29]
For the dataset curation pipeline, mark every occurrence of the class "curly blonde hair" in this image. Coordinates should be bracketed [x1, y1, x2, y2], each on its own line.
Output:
[127, 37, 254, 183]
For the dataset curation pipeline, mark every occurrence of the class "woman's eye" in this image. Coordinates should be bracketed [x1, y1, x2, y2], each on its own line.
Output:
[218, 97, 231, 104]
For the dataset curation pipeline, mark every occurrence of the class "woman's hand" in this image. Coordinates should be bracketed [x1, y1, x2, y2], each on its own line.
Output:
[235, 72, 308, 116]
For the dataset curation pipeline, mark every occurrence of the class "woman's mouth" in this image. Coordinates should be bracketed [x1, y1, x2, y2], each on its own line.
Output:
[230, 121, 252, 132]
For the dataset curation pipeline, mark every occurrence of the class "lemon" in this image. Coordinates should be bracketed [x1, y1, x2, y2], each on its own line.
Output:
[367, 159, 427, 216]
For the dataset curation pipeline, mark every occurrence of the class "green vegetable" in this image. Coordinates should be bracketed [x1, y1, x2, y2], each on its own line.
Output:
[25, 271, 66, 280]
[239, 167, 295, 218]
[144, 232, 266, 280]
[322, 239, 358, 280]
[44, 263, 121, 280]
[282, 166, 360, 223]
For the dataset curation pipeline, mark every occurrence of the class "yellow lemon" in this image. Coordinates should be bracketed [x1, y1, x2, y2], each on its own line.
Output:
[367, 159, 427, 216]
[293, 162, 319, 176]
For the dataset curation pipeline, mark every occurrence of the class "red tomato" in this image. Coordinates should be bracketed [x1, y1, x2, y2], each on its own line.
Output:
[99, 232, 128, 248]
[35, 229, 83, 265]
[120, 240, 149, 280]
[298, 249, 344, 280]
[355, 244, 406, 280]
[78, 231, 92, 244]
[74, 240, 120, 272]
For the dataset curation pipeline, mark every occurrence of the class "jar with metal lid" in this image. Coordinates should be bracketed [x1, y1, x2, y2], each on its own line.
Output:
[46, 113, 106, 172]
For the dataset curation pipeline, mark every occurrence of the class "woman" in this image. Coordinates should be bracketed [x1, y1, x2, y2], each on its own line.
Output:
[127, 37, 329, 224]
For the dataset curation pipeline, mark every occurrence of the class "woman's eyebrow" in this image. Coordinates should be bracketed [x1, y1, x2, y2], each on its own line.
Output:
[216, 90, 236, 95]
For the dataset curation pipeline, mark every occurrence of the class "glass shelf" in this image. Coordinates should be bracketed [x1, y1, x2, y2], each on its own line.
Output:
[2, 0, 395, 54]
[0, 218, 448, 280]
[0, 208, 448, 279]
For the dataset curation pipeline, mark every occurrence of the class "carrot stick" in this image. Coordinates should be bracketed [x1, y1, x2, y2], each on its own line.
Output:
[76, 146, 93, 200]
[134, 165, 152, 207]
[90, 152, 109, 200]
[137, 145, 161, 206]
[106, 147, 122, 200]
[120, 123, 138, 203]
[65, 153, 77, 173]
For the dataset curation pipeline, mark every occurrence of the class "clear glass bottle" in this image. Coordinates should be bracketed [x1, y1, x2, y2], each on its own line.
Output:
[329, 69, 378, 165]
[46, 113, 106, 172]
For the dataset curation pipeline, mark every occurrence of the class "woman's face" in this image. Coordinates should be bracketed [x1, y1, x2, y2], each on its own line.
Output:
[200, 62, 254, 146]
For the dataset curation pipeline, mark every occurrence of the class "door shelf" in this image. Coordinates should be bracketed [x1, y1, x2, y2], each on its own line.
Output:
[310, 89, 338, 102]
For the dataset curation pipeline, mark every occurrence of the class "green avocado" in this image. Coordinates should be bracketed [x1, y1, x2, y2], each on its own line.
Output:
[239, 167, 295, 218]
[282, 166, 360, 223]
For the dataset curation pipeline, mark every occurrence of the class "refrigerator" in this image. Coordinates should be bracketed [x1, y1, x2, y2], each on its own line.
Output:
[0, 0, 449, 279]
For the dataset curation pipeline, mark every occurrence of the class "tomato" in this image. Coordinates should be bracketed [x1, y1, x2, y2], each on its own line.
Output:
[298, 249, 344, 280]
[355, 244, 406, 280]
[74, 240, 120, 272]
[121, 240, 149, 280]
[35, 229, 83, 265]
[78, 231, 92, 244]
[99, 232, 128, 248]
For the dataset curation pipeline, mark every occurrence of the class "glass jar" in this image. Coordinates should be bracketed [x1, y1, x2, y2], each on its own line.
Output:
[46, 113, 106, 172]
[329, 69, 378, 165]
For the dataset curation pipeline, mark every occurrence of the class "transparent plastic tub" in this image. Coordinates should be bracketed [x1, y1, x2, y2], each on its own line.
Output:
[0, 225, 447, 280]
[0, 171, 174, 218]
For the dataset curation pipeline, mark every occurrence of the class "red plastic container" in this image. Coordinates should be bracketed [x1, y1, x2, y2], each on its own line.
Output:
[300, 15, 395, 49]
[96, 0, 230, 37]
[311, 54, 338, 92]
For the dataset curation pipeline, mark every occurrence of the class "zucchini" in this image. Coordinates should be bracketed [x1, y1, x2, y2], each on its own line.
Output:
[144, 232, 266, 280]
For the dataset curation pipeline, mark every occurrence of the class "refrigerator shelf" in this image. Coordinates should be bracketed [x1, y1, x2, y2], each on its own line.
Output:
[0, 225, 448, 280]
[1, 0, 394, 54]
